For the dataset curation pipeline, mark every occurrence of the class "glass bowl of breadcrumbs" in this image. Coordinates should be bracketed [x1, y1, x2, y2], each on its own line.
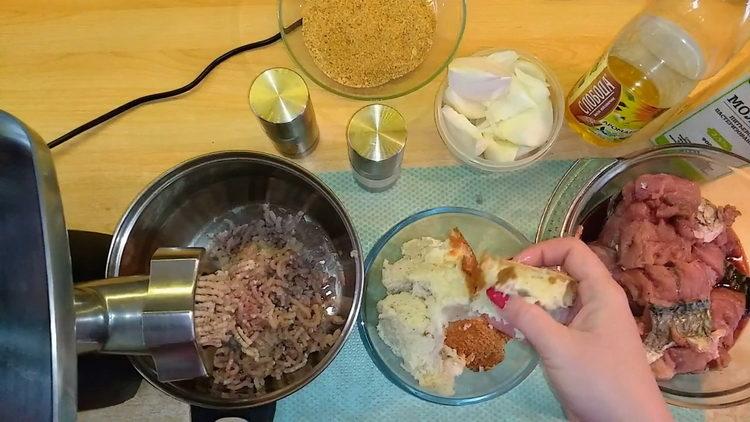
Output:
[279, 0, 466, 100]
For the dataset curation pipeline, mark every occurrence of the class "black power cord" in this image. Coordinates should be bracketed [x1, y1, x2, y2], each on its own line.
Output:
[48, 19, 302, 149]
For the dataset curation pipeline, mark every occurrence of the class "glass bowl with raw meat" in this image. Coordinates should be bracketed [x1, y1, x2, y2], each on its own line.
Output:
[538, 145, 750, 408]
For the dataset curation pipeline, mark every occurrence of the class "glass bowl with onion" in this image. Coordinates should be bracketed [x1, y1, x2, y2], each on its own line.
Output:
[278, 0, 466, 100]
[434, 48, 564, 172]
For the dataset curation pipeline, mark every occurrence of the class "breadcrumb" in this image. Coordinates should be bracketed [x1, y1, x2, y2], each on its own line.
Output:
[444, 316, 509, 371]
[301, 0, 436, 88]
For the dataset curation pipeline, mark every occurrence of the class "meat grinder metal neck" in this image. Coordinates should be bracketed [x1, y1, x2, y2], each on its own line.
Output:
[73, 247, 209, 382]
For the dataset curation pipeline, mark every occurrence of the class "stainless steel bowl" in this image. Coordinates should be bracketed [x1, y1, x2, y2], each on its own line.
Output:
[537, 145, 750, 408]
[105, 151, 363, 415]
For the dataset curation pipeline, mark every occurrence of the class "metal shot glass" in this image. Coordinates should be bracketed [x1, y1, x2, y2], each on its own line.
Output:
[347, 104, 407, 192]
[249, 68, 319, 158]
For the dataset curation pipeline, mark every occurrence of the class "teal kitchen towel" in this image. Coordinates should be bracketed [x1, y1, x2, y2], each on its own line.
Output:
[277, 161, 701, 422]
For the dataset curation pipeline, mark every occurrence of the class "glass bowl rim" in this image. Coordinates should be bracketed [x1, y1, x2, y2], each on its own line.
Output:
[277, 0, 468, 101]
[358, 206, 538, 406]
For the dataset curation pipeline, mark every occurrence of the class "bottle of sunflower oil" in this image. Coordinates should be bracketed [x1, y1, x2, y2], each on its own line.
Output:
[566, 0, 750, 147]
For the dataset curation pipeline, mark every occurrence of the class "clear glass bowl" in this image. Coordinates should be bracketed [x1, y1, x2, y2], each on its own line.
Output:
[537, 145, 750, 408]
[359, 207, 539, 405]
[434, 49, 564, 172]
[278, 0, 466, 100]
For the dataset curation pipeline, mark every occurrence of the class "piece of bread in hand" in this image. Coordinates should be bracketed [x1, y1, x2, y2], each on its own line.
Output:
[448, 228, 482, 295]
[470, 257, 577, 324]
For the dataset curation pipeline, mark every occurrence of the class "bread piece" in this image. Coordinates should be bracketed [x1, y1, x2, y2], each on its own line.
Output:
[448, 228, 483, 295]
[471, 258, 577, 324]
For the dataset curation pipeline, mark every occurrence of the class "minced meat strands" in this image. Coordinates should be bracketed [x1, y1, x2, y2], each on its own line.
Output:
[194, 206, 344, 396]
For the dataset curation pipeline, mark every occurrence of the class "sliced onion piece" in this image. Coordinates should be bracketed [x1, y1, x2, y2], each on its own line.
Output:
[448, 57, 512, 102]
[494, 101, 553, 148]
[442, 105, 489, 156]
[483, 139, 519, 163]
[515, 67, 550, 106]
[488, 50, 520, 69]
[485, 78, 537, 123]
[514, 60, 547, 83]
[444, 87, 486, 120]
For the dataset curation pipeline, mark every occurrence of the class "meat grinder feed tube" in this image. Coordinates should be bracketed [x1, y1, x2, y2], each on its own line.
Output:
[73, 247, 209, 382]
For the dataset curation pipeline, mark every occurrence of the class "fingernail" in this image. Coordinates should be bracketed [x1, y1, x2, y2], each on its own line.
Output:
[516, 255, 532, 264]
[486, 287, 509, 309]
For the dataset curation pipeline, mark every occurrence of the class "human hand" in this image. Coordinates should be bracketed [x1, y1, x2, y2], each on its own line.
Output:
[488, 237, 672, 422]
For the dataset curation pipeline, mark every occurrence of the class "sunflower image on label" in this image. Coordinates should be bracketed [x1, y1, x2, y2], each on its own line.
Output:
[568, 55, 667, 143]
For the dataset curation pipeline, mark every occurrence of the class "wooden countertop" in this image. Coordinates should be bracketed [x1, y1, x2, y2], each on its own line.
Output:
[2, 2, 750, 419]
[2, 0, 749, 234]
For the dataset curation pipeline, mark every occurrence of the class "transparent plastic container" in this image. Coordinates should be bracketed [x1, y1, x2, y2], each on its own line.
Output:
[566, 1, 750, 146]
[434, 49, 564, 172]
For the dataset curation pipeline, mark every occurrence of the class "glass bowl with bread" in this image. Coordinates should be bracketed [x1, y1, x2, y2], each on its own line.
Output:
[358, 207, 556, 405]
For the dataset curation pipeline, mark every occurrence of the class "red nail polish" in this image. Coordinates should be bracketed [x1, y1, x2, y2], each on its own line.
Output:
[486, 287, 509, 309]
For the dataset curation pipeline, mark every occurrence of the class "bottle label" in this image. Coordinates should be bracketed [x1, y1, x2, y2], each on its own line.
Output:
[654, 78, 750, 160]
[568, 55, 667, 143]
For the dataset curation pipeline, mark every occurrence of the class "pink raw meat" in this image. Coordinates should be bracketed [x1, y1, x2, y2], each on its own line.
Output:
[720, 206, 741, 227]
[588, 173, 746, 380]
[629, 173, 702, 218]
[674, 217, 696, 240]
[667, 347, 714, 375]
[617, 220, 659, 269]
[599, 210, 625, 247]
[711, 288, 746, 353]
[713, 228, 744, 260]
[618, 220, 693, 270]
[643, 265, 681, 306]
[674, 261, 716, 302]
[619, 269, 659, 307]
[589, 243, 619, 275]
[693, 243, 726, 278]
[651, 353, 676, 381]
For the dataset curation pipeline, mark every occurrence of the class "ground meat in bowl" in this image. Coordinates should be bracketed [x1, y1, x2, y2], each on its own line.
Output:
[194, 205, 344, 396]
